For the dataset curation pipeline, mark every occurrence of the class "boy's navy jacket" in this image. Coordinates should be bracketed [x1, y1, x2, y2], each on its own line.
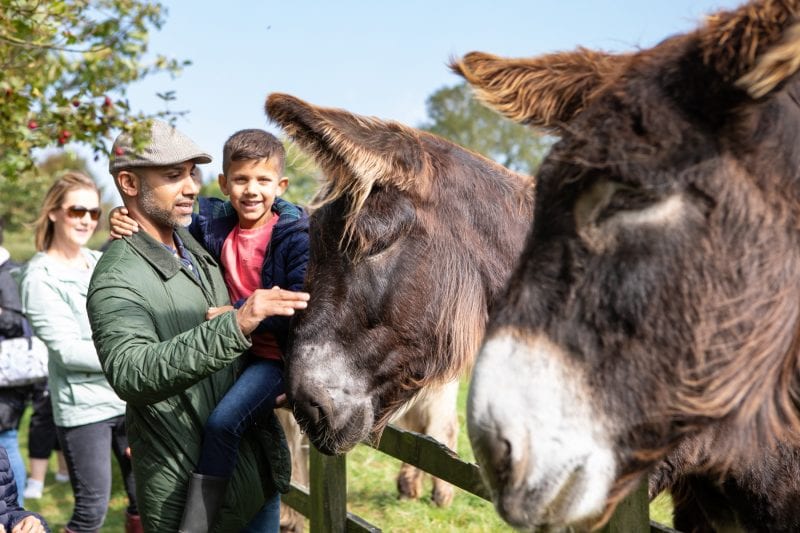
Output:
[0, 447, 50, 532]
[189, 196, 310, 351]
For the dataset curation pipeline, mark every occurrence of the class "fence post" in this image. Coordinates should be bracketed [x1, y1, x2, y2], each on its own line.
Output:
[309, 447, 347, 533]
[598, 480, 650, 533]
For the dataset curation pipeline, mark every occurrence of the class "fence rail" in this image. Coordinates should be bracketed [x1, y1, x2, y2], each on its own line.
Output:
[283, 424, 676, 532]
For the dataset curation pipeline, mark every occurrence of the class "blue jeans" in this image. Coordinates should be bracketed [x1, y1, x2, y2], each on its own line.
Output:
[0, 429, 25, 506]
[197, 358, 284, 478]
[241, 492, 280, 533]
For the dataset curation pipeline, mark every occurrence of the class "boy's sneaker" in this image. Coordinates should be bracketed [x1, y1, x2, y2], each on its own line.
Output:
[55, 472, 70, 483]
[23, 479, 43, 499]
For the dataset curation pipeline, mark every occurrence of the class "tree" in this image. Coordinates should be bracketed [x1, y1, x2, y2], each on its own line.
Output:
[282, 139, 321, 206]
[419, 82, 551, 176]
[0, 0, 188, 177]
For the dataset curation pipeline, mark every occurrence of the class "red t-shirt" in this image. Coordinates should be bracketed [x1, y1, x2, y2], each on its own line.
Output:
[221, 215, 282, 360]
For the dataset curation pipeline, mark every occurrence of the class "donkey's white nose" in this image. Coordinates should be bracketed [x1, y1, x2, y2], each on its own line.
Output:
[468, 331, 618, 529]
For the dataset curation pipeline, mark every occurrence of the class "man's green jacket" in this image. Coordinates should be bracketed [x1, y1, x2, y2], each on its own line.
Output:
[87, 229, 290, 532]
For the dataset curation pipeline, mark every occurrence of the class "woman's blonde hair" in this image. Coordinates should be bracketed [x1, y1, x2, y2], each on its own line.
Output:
[34, 172, 99, 252]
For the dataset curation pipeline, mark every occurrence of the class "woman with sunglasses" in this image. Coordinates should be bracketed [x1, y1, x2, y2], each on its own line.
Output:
[17, 172, 141, 533]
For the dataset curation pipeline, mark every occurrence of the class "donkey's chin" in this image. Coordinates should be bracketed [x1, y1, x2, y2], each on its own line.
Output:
[297, 403, 375, 456]
[490, 464, 611, 532]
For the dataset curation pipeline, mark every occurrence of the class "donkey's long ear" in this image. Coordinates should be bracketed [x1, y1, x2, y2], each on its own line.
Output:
[698, 1, 800, 99]
[450, 49, 623, 131]
[266, 93, 428, 194]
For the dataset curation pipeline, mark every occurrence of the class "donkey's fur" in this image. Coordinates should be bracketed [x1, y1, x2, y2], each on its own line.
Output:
[649, 429, 800, 532]
[455, 0, 800, 530]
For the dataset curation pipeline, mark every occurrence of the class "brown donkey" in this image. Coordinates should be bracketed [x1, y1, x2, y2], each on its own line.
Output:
[454, 0, 800, 531]
[266, 93, 534, 505]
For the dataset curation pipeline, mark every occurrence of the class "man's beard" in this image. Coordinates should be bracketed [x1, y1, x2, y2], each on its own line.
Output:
[140, 180, 192, 228]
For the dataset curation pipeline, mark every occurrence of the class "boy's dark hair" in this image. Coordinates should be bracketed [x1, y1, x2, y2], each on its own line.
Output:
[222, 129, 285, 176]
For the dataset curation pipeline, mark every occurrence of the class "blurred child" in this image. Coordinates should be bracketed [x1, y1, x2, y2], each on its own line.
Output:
[0, 446, 49, 533]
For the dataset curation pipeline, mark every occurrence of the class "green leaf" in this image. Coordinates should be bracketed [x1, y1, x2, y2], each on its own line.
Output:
[0, 0, 188, 176]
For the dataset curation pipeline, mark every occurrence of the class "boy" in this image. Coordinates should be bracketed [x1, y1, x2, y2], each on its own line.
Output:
[111, 129, 309, 531]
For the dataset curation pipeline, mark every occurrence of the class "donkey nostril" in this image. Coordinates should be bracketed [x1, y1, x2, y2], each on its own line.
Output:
[293, 386, 333, 427]
[309, 399, 327, 423]
[507, 436, 531, 489]
[482, 434, 530, 491]
[493, 438, 513, 474]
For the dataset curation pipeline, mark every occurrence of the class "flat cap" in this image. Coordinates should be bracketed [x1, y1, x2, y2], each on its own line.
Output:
[109, 119, 212, 173]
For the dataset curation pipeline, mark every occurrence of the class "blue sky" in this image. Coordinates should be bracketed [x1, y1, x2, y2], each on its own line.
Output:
[80, 0, 743, 190]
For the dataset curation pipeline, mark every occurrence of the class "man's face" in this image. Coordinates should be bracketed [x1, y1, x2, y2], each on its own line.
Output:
[136, 161, 201, 229]
[219, 158, 288, 229]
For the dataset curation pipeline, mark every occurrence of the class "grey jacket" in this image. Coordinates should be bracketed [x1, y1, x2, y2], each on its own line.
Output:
[17, 249, 125, 427]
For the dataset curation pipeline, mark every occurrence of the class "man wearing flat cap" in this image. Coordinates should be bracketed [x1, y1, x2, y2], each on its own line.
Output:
[87, 120, 293, 532]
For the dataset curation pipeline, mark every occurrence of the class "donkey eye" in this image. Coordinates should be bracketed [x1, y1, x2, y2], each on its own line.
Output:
[349, 221, 400, 260]
[574, 179, 630, 228]
[573, 178, 684, 252]
[596, 187, 661, 223]
[574, 178, 665, 228]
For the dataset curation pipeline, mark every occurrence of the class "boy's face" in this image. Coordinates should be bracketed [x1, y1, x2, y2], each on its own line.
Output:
[219, 158, 288, 229]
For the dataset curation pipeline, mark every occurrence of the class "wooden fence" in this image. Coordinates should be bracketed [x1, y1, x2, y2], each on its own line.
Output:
[281, 425, 679, 533]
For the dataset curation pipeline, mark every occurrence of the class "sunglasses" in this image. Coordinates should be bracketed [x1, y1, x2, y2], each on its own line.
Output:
[64, 205, 102, 221]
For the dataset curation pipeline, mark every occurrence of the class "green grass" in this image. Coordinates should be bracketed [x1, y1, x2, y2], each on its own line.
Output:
[16, 382, 673, 532]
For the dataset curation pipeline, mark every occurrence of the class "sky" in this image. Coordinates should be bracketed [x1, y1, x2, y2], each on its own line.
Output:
[77, 0, 744, 192]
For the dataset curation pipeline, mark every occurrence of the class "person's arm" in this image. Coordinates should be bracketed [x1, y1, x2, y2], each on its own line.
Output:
[0, 450, 49, 533]
[88, 283, 249, 405]
[109, 207, 204, 247]
[19, 271, 102, 373]
[187, 195, 219, 247]
[0, 269, 24, 338]
[88, 280, 308, 406]
[8, 514, 48, 533]
[107, 206, 139, 238]
[254, 230, 310, 338]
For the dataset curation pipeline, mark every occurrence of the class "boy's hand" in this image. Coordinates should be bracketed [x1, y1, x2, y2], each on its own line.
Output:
[11, 516, 47, 533]
[236, 286, 310, 336]
[206, 305, 234, 320]
[109, 206, 139, 239]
